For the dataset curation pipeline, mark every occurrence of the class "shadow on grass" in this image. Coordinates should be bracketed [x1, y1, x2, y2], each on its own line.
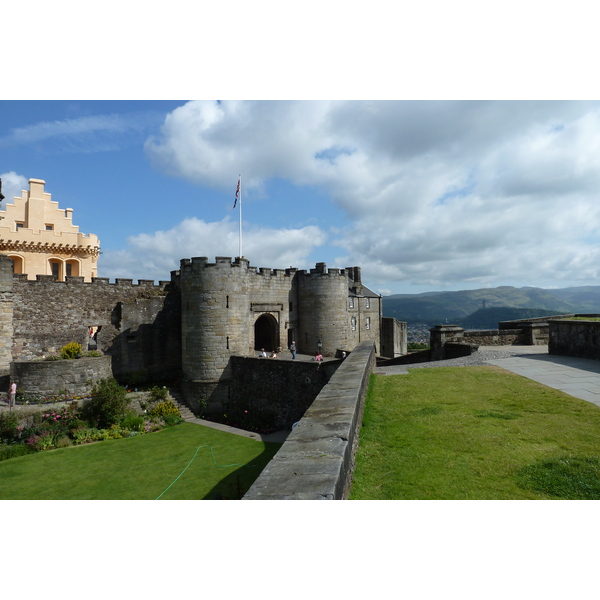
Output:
[516, 455, 600, 499]
[202, 442, 281, 500]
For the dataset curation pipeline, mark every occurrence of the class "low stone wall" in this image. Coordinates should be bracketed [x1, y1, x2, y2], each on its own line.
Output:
[227, 356, 340, 431]
[429, 323, 548, 354]
[463, 329, 521, 346]
[549, 319, 600, 360]
[243, 341, 376, 500]
[11, 355, 112, 398]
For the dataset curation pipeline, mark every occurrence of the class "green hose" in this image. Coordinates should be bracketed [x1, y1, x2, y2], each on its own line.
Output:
[155, 445, 248, 500]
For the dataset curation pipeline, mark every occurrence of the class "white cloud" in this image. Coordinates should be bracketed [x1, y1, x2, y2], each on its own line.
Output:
[144, 100, 600, 292]
[99, 217, 327, 281]
[0, 112, 164, 153]
[0, 171, 28, 205]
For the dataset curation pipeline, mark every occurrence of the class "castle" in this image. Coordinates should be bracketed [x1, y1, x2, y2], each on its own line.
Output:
[0, 179, 406, 417]
[0, 179, 100, 281]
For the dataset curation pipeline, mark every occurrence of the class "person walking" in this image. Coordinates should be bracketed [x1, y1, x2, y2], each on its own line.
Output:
[8, 381, 16, 409]
[290, 341, 296, 359]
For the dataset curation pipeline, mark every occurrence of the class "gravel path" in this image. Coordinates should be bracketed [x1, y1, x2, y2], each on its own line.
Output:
[376, 346, 548, 374]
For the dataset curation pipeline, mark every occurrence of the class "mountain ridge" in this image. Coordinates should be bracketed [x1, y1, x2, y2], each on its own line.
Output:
[382, 284, 600, 324]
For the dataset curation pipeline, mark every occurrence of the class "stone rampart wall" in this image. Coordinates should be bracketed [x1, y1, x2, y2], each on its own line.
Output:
[381, 317, 407, 358]
[243, 340, 375, 500]
[463, 329, 521, 345]
[10, 275, 180, 382]
[549, 319, 600, 360]
[227, 356, 340, 430]
[11, 355, 112, 397]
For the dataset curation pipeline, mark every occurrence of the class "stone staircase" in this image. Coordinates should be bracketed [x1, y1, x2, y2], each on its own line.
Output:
[166, 388, 196, 421]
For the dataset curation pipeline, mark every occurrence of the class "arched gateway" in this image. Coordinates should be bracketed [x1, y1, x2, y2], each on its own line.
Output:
[254, 313, 279, 352]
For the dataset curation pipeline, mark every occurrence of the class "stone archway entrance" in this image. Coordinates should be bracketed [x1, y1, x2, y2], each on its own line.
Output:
[254, 314, 278, 351]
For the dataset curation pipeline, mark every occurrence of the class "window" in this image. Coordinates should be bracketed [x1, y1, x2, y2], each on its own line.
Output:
[351, 317, 357, 331]
[65, 260, 79, 278]
[349, 297, 354, 309]
[365, 297, 370, 308]
[45, 224, 54, 231]
[16, 222, 24, 229]
[366, 317, 371, 330]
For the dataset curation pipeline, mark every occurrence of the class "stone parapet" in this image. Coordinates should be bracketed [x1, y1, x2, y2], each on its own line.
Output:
[11, 355, 112, 397]
[243, 340, 375, 500]
[549, 318, 600, 360]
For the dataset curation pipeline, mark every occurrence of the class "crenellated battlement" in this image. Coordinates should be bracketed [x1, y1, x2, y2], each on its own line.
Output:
[177, 256, 355, 281]
[11, 272, 170, 289]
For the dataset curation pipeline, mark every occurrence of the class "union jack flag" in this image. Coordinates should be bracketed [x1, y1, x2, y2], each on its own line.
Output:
[233, 177, 240, 209]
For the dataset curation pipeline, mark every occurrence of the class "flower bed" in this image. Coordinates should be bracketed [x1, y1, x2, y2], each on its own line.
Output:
[0, 380, 183, 461]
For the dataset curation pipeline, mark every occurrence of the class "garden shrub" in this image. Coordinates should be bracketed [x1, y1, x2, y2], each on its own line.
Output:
[101, 425, 125, 440]
[60, 342, 83, 360]
[149, 400, 180, 418]
[149, 386, 168, 403]
[162, 413, 184, 427]
[0, 411, 20, 443]
[55, 436, 73, 448]
[81, 378, 130, 429]
[121, 414, 145, 432]
[0, 443, 35, 461]
[144, 419, 164, 433]
[26, 432, 55, 451]
[71, 427, 104, 445]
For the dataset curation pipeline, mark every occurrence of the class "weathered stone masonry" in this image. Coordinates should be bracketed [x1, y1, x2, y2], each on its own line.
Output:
[0, 254, 402, 420]
[178, 257, 384, 413]
[0, 255, 181, 387]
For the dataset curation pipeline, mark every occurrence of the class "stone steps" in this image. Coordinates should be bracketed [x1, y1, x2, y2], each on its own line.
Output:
[166, 388, 196, 421]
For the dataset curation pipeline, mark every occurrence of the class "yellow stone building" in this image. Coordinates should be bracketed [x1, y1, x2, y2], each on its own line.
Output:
[0, 178, 100, 281]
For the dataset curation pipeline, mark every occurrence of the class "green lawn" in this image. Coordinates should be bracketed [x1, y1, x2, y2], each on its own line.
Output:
[0, 423, 281, 500]
[350, 366, 600, 500]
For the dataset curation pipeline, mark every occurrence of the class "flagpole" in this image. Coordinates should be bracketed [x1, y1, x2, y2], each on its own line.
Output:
[238, 174, 243, 258]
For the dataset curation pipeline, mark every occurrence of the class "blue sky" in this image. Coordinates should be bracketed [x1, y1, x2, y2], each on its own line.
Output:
[4, 100, 600, 296]
[3, 3, 600, 299]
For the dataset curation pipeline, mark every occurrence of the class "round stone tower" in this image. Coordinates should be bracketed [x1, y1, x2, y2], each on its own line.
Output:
[179, 256, 250, 412]
[297, 263, 350, 356]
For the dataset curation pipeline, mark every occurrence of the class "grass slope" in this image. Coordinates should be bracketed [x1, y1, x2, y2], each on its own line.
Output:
[350, 367, 600, 500]
[0, 423, 281, 500]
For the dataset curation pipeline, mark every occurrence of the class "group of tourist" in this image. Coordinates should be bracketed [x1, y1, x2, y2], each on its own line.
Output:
[257, 340, 328, 362]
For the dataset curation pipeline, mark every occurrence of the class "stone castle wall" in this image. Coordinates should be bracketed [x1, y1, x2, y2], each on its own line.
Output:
[0, 256, 15, 380]
[381, 317, 407, 358]
[0, 252, 395, 416]
[177, 256, 384, 414]
[11, 355, 113, 397]
[549, 318, 600, 360]
[0, 254, 181, 385]
[244, 340, 376, 500]
[227, 356, 341, 430]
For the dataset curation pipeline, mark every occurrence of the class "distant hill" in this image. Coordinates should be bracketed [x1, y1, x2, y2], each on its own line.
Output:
[459, 307, 562, 330]
[382, 285, 600, 325]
